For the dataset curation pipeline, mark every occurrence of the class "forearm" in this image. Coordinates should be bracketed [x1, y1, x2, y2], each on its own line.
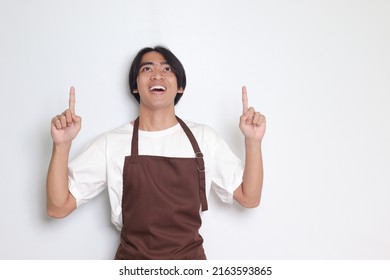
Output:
[46, 143, 75, 217]
[243, 139, 263, 201]
[234, 139, 263, 208]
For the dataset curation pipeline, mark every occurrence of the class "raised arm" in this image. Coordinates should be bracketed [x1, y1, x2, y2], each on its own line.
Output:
[46, 87, 82, 218]
[233, 86, 266, 208]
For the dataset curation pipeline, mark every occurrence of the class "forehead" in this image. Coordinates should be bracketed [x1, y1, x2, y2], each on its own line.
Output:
[140, 51, 167, 64]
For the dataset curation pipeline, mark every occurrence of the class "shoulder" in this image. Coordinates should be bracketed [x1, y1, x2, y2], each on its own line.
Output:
[98, 122, 133, 140]
[180, 119, 222, 151]
[85, 122, 132, 149]
[105, 122, 132, 136]
[182, 119, 218, 138]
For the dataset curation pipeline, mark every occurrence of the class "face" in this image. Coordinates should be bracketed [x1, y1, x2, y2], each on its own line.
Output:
[133, 51, 183, 110]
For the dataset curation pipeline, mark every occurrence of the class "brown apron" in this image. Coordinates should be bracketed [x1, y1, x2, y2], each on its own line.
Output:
[115, 116, 208, 260]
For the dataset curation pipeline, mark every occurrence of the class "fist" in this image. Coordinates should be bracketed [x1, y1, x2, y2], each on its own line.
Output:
[239, 86, 266, 142]
[51, 87, 82, 145]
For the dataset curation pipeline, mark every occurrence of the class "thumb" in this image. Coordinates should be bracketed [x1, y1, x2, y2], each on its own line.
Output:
[72, 113, 82, 123]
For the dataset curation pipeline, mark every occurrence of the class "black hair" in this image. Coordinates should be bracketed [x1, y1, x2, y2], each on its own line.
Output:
[129, 46, 186, 105]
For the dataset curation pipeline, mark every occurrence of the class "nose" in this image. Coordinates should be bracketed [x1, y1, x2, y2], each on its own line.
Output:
[151, 69, 164, 80]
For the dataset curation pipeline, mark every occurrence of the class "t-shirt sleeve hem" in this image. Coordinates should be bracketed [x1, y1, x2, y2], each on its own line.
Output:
[69, 182, 106, 208]
[212, 176, 243, 205]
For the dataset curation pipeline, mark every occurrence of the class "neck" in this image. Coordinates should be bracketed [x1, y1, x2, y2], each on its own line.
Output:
[137, 106, 178, 131]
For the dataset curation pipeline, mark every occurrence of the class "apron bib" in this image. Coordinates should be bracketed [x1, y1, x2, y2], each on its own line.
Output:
[115, 116, 208, 259]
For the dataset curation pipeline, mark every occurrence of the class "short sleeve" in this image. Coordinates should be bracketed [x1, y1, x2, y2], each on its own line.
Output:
[209, 130, 244, 204]
[68, 135, 107, 207]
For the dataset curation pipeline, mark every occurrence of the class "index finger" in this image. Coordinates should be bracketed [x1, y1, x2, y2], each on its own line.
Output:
[242, 85, 248, 114]
[69, 86, 76, 113]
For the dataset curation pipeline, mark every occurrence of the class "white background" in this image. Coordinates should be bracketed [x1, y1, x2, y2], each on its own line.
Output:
[0, 0, 389, 259]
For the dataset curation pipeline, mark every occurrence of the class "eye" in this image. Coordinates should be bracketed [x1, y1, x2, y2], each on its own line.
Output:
[163, 66, 172, 72]
[141, 66, 152, 72]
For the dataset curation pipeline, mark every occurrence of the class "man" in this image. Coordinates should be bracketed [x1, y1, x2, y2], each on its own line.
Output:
[47, 46, 266, 259]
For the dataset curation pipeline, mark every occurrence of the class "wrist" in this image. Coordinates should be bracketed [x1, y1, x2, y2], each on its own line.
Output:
[53, 142, 72, 153]
[245, 137, 262, 147]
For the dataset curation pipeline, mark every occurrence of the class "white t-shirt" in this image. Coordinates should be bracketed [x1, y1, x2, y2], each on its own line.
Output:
[68, 120, 244, 231]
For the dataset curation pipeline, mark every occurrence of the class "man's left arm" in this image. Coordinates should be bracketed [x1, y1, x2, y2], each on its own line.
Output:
[233, 86, 266, 208]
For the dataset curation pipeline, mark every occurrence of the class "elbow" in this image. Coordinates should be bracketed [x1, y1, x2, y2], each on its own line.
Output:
[248, 199, 261, 208]
[47, 208, 65, 219]
[47, 204, 73, 219]
[47, 210, 62, 219]
[234, 185, 262, 208]
[46, 192, 76, 218]
[240, 198, 261, 208]
[236, 196, 261, 208]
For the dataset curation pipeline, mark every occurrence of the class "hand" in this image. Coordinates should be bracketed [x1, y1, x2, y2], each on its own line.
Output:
[51, 87, 82, 145]
[239, 86, 266, 142]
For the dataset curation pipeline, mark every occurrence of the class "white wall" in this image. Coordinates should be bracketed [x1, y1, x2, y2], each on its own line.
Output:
[1, 0, 389, 259]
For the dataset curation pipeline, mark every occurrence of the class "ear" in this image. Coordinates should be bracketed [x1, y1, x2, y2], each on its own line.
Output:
[133, 89, 139, 93]
[177, 87, 184, 94]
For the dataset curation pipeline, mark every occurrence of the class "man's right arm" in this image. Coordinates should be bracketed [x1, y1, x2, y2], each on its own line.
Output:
[46, 87, 81, 218]
[47, 143, 76, 218]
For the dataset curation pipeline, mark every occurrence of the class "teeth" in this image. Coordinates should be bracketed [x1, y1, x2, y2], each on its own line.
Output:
[150, 85, 166, 91]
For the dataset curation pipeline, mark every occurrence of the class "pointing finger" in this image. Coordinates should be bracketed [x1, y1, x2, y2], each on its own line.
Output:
[69, 86, 76, 113]
[242, 85, 248, 114]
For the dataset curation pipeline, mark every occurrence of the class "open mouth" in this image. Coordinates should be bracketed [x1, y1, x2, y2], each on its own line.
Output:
[149, 85, 167, 94]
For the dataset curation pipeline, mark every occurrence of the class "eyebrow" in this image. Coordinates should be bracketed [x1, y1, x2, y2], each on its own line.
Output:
[140, 61, 169, 67]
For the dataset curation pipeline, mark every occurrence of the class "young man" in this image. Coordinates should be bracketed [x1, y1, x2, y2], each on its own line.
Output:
[46, 46, 266, 259]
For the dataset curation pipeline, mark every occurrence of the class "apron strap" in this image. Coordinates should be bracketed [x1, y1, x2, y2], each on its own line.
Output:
[130, 117, 140, 162]
[176, 116, 208, 211]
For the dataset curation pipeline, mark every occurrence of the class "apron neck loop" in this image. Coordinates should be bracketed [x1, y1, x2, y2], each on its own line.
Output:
[130, 117, 140, 162]
[130, 115, 208, 211]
